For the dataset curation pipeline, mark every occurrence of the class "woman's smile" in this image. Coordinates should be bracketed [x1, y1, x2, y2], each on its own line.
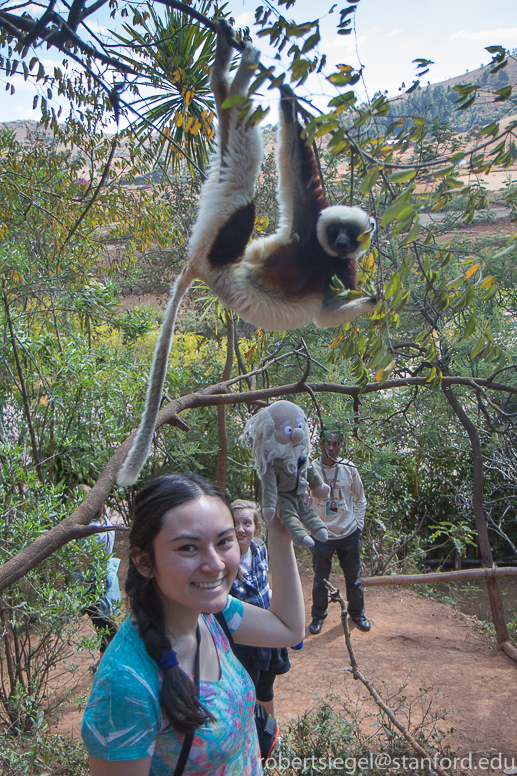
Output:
[191, 578, 225, 589]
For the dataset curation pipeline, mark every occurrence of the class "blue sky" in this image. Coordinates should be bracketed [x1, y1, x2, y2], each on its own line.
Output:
[2, 0, 516, 124]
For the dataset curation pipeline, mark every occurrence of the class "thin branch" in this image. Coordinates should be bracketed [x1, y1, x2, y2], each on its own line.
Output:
[2, 281, 43, 482]
[324, 579, 449, 776]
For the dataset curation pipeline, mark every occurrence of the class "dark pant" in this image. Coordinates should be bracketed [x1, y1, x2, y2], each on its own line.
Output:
[84, 604, 118, 653]
[232, 644, 290, 703]
[311, 528, 365, 620]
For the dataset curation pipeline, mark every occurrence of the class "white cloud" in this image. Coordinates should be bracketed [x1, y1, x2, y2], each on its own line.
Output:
[449, 27, 517, 42]
[321, 33, 367, 52]
[386, 29, 402, 38]
[234, 11, 254, 28]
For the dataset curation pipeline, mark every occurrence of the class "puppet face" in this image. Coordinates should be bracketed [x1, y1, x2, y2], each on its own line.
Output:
[268, 400, 307, 447]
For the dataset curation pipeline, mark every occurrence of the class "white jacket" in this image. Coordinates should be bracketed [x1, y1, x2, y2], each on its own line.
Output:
[311, 458, 367, 538]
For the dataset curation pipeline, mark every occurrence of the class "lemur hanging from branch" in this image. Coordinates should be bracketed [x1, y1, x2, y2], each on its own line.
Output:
[118, 22, 376, 487]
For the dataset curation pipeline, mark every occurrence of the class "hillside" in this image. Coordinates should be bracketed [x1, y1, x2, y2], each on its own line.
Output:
[389, 54, 517, 131]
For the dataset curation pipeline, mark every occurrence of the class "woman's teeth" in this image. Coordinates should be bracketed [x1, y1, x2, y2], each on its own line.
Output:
[193, 579, 223, 589]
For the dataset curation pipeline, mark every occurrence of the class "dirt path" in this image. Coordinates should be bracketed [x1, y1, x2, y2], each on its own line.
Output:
[273, 573, 517, 762]
[52, 568, 517, 766]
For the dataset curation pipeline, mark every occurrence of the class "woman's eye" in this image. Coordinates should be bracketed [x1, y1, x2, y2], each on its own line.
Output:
[178, 544, 196, 553]
[284, 426, 293, 435]
[219, 536, 235, 547]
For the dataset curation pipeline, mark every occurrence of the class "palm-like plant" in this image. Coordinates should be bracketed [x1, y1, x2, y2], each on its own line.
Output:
[113, 2, 221, 173]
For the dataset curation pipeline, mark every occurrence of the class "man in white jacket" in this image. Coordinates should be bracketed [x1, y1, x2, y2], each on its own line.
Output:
[308, 430, 371, 634]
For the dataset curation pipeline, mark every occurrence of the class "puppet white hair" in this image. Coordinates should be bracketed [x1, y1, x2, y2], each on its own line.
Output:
[242, 407, 311, 476]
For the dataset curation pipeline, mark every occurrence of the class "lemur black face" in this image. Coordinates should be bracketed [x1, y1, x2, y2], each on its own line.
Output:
[325, 222, 362, 258]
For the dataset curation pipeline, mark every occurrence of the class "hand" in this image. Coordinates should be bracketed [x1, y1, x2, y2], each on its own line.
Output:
[262, 507, 276, 522]
[312, 483, 330, 500]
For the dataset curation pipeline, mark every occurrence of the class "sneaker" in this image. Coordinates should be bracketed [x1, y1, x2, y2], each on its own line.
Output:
[309, 617, 324, 635]
[350, 614, 371, 632]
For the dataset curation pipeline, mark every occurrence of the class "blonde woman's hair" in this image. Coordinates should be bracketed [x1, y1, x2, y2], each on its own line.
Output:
[231, 499, 262, 535]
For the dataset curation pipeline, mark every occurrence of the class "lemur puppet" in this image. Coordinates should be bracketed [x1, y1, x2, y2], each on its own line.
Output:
[243, 400, 331, 547]
[117, 23, 376, 487]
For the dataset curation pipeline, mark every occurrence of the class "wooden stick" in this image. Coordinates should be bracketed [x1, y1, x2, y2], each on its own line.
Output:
[324, 579, 449, 776]
[361, 566, 517, 587]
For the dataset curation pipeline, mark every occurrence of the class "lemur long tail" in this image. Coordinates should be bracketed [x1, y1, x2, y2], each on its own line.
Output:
[117, 270, 194, 486]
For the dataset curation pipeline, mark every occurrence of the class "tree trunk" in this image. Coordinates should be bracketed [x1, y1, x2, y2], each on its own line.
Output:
[216, 312, 234, 493]
[442, 386, 511, 646]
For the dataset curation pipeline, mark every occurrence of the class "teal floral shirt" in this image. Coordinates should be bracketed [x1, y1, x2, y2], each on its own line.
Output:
[82, 596, 262, 775]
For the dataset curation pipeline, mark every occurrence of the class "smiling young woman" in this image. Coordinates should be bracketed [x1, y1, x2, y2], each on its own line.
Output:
[81, 474, 304, 776]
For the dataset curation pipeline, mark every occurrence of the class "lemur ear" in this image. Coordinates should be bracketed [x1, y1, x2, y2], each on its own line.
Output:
[369, 216, 376, 235]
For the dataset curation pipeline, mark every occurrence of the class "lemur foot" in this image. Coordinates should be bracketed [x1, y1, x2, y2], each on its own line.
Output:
[214, 19, 235, 68]
[240, 41, 260, 70]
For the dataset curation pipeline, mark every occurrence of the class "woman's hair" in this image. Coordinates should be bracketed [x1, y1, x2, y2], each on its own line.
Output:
[231, 499, 262, 535]
[126, 473, 228, 736]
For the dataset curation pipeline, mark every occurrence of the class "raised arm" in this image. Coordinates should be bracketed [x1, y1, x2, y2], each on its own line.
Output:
[232, 516, 305, 648]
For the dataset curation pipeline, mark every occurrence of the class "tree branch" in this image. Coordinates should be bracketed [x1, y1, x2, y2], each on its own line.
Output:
[2, 372, 517, 592]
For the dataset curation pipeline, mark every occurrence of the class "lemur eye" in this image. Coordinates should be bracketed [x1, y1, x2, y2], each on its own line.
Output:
[284, 426, 293, 435]
[297, 422, 304, 429]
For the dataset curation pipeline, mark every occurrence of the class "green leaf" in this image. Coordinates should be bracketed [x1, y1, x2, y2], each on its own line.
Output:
[359, 166, 381, 195]
[451, 291, 467, 312]
[479, 121, 500, 137]
[328, 92, 356, 109]
[399, 222, 421, 246]
[435, 292, 449, 311]
[381, 199, 414, 227]
[494, 85, 512, 102]
[384, 273, 401, 300]
[302, 31, 320, 53]
[221, 95, 249, 110]
[389, 168, 416, 183]
[463, 315, 476, 339]
[471, 336, 485, 359]
[480, 284, 498, 300]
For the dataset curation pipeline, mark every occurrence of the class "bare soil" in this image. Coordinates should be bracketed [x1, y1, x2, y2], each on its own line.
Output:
[52, 563, 517, 767]
[273, 572, 517, 762]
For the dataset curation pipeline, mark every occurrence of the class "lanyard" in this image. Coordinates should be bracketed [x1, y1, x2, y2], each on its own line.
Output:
[173, 623, 201, 776]
[319, 459, 339, 500]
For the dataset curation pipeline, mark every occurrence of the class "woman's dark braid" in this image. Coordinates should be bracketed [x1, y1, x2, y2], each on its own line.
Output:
[126, 559, 211, 735]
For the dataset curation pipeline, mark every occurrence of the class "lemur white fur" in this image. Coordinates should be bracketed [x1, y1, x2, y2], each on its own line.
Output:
[117, 24, 376, 487]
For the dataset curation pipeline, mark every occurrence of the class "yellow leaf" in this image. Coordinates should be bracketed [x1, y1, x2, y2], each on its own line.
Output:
[357, 231, 372, 247]
[464, 263, 480, 280]
[479, 275, 495, 289]
[185, 89, 194, 106]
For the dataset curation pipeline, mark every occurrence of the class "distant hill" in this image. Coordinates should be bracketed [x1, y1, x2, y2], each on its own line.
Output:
[3, 54, 516, 148]
[389, 55, 517, 131]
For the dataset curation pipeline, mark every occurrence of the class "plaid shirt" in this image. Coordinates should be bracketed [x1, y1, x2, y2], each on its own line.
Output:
[230, 539, 271, 611]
